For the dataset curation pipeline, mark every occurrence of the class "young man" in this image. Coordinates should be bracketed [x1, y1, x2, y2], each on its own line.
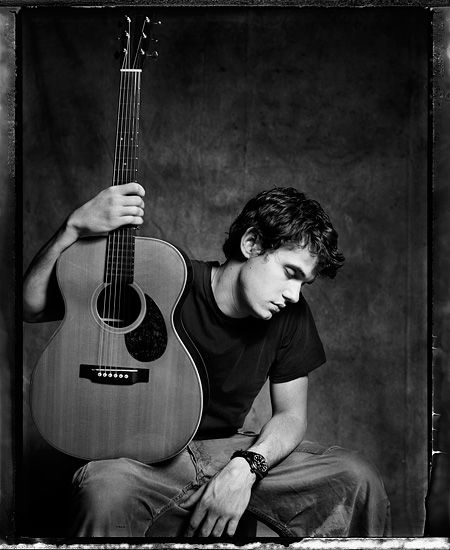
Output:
[23, 184, 390, 538]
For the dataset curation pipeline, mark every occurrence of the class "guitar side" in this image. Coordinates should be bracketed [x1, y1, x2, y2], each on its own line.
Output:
[30, 236, 205, 463]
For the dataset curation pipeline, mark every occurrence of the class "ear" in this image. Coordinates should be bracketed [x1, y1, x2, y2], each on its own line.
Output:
[240, 228, 263, 259]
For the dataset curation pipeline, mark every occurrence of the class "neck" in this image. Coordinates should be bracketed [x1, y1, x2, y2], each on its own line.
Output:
[211, 260, 247, 318]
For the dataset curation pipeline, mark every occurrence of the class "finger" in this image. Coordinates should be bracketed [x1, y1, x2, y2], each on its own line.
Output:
[119, 182, 145, 196]
[179, 484, 206, 509]
[120, 206, 145, 218]
[198, 514, 219, 538]
[211, 517, 228, 538]
[119, 195, 145, 208]
[226, 518, 239, 537]
[119, 215, 144, 226]
[185, 506, 208, 537]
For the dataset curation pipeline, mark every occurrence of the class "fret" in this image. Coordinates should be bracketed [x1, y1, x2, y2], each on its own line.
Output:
[104, 43, 143, 286]
[104, 219, 136, 280]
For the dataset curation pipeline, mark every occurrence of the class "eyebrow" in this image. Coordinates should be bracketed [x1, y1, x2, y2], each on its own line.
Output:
[287, 264, 317, 284]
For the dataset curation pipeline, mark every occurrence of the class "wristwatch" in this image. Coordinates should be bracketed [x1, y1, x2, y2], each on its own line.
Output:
[230, 449, 269, 481]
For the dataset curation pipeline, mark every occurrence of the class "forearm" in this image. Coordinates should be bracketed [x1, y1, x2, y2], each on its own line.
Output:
[23, 182, 146, 323]
[23, 219, 79, 322]
[226, 411, 306, 491]
[246, 410, 307, 468]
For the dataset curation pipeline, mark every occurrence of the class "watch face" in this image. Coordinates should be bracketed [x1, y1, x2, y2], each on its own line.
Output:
[253, 453, 268, 473]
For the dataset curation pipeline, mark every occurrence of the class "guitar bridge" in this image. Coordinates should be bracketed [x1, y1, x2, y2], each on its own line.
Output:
[79, 364, 149, 385]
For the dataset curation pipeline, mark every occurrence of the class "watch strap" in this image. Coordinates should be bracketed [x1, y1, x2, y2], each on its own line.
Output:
[230, 449, 268, 481]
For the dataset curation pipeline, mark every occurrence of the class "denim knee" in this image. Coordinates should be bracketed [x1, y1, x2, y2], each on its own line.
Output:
[73, 458, 137, 513]
[330, 447, 387, 502]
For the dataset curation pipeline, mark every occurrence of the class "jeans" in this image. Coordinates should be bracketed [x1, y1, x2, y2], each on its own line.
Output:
[70, 434, 391, 537]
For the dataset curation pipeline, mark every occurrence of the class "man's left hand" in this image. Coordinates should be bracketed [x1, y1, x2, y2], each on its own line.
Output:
[180, 457, 256, 537]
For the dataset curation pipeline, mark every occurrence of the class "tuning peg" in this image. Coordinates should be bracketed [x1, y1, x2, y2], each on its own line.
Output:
[147, 51, 159, 59]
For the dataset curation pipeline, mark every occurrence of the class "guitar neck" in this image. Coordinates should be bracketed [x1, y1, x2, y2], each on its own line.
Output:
[104, 16, 157, 285]
[106, 67, 142, 284]
[113, 68, 142, 187]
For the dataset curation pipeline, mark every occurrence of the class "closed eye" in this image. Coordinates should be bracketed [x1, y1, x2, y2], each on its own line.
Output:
[285, 265, 316, 284]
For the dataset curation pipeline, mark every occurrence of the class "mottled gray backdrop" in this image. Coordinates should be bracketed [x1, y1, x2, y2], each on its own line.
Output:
[19, 7, 428, 537]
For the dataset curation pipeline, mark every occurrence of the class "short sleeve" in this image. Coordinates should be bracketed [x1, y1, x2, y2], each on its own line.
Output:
[269, 297, 326, 383]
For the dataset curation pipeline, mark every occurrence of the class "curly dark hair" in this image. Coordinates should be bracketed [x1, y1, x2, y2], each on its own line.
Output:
[222, 187, 345, 279]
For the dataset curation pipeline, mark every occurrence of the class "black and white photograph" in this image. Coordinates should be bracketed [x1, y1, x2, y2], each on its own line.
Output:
[0, 3, 449, 545]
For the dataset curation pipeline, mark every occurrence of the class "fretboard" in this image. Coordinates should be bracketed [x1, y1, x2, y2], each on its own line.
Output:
[105, 68, 142, 285]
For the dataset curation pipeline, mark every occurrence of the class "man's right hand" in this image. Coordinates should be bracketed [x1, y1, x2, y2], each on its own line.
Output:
[23, 182, 146, 322]
[66, 182, 145, 239]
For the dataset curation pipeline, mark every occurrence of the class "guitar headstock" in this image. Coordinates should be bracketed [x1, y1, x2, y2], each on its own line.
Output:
[120, 15, 161, 71]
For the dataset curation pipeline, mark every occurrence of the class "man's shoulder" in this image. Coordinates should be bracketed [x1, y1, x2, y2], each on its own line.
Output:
[189, 258, 219, 271]
[188, 259, 218, 284]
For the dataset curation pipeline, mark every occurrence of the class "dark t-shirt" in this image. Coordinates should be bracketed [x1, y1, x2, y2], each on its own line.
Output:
[181, 260, 326, 438]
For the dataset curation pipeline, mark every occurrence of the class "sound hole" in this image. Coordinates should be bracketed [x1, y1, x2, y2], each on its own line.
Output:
[97, 283, 142, 328]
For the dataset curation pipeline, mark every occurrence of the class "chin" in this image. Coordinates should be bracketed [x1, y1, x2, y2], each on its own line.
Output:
[246, 301, 273, 320]
[257, 309, 274, 320]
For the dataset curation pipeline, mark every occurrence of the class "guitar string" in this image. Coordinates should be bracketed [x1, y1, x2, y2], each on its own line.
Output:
[115, 38, 142, 377]
[99, 45, 126, 376]
[111, 35, 133, 375]
[106, 33, 130, 377]
[110, 41, 128, 375]
[101, 46, 123, 376]
[99, 21, 144, 381]
[126, 22, 146, 343]
[121, 21, 146, 379]
[111, 40, 139, 377]
[121, 45, 141, 374]
[126, 55, 139, 344]
[114, 48, 135, 374]
[113, 48, 129, 371]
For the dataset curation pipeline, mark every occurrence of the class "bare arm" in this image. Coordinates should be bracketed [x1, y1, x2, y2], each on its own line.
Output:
[23, 183, 145, 323]
[182, 376, 308, 537]
[246, 376, 308, 466]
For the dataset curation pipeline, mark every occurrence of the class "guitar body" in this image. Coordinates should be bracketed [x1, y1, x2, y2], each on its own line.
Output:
[30, 236, 206, 463]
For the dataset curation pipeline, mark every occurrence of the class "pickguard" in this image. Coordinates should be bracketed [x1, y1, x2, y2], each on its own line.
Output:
[125, 294, 168, 361]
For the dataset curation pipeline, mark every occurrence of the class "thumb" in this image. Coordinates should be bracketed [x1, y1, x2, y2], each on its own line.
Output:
[179, 484, 207, 509]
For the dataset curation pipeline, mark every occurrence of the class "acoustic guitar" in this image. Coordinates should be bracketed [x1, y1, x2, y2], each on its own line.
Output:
[30, 17, 207, 463]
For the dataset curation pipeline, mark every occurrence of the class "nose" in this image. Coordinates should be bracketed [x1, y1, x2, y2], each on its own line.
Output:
[283, 281, 302, 304]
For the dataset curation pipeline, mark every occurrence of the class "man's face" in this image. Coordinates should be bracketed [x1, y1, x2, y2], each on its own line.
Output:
[237, 245, 318, 320]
